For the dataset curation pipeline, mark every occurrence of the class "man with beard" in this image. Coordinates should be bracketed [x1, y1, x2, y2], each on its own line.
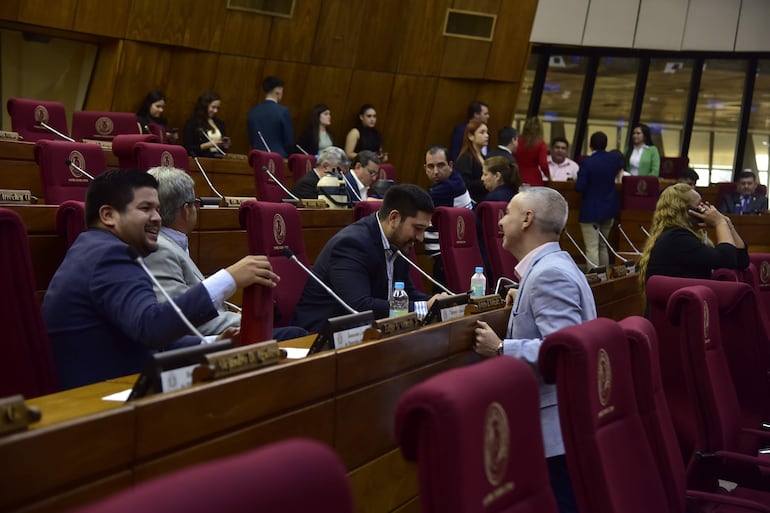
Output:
[291, 184, 443, 332]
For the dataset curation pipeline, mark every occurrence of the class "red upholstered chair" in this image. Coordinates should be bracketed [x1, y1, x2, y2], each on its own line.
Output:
[659, 156, 690, 180]
[34, 140, 107, 204]
[74, 438, 354, 513]
[395, 356, 558, 513]
[748, 253, 770, 328]
[620, 316, 770, 509]
[477, 201, 518, 287]
[433, 206, 484, 294]
[6, 98, 69, 142]
[239, 201, 309, 326]
[287, 154, 316, 182]
[145, 121, 166, 143]
[71, 111, 140, 142]
[622, 175, 659, 211]
[55, 200, 86, 248]
[111, 134, 158, 168]
[134, 142, 190, 171]
[379, 163, 396, 181]
[0, 208, 58, 397]
[249, 150, 289, 203]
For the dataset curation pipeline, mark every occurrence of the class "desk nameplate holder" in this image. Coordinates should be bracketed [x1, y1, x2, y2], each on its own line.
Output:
[464, 294, 505, 315]
[222, 196, 254, 207]
[82, 139, 113, 150]
[609, 264, 628, 279]
[0, 130, 21, 141]
[192, 340, 284, 383]
[363, 312, 420, 341]
[298, 199, 329, 209]
[0, 395, 41, 437]
[0, 189, 34, 205]
[224, 153, 247, 161]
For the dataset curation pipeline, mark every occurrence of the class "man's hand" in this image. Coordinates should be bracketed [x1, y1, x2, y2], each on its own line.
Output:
[217, 327, 240, 343]
[505, 287, 518, 307]
[474, 320, 501, 358]
[427, 292, 448, 311]
[226, 255, 279, 289]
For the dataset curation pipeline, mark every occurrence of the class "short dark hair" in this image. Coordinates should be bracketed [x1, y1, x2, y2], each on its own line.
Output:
[378, 184, 434, 221]
[679, 167, 700, 183]
[589, 131, 608, 151]
[498, 126, 518, 146]
[85, 169, 158, 227]
[551, 136, 569, 147]
[354, 150, 380, 168]
[738, 170, 757, 182]
[425, 145, 450, 162]
[467, 101, 488, 120]
[262, 76, 284, 93]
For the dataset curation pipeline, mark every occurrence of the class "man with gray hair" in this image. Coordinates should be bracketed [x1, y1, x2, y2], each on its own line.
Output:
[292, 146, 350, 199]
[144, 166, 306, 340]
[473, 186, 595, 513]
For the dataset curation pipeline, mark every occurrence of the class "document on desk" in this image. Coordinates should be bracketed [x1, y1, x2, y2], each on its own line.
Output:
[283, 347, 310, 359]
[102, 389, 132, 402]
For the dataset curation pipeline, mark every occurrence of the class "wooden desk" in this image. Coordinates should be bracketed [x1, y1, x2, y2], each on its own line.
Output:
[0, 308, 510, 513]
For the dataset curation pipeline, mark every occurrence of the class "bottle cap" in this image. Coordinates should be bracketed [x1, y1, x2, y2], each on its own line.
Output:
[475, 267, 484, 274]
[394, 281, 404, 289]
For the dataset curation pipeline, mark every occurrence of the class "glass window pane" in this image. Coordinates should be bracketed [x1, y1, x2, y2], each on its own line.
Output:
[691, 59, 747, 183]
[537, 55, 589, 149]
[747, 60, 770, 186]
[513, 54, 538, 128]
[641, 58, 695, 157]
[585, 56, 640, 154]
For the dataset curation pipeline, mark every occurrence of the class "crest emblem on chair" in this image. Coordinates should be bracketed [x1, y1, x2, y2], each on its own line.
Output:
[597, 348, 612, 407]
[67, 151, 86, 179]
[497, 208, 505, 236]
[760, 261, 770, 286]
[33, 105, 49, 124]
[483, 401, 510, 487]
[305, 159, 312, 173]
[635, 179, 648, 196]
[268, 159, 276, 183]
[456, 216, 466, 243]
[273, 213, 286, 247]
[160, 150, 174, 168]
[96, 116, 114, 136]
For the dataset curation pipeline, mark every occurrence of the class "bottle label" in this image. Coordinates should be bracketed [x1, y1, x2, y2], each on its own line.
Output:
[471, 284, 485, 297]
[389, 309, 408, 317]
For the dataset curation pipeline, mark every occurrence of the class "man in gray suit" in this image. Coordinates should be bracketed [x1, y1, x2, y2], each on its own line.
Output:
[474, 186, 596, 513]
[144, 167, 305, 340]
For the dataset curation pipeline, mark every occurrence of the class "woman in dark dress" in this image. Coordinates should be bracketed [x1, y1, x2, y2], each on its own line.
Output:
[455, 119, 489, 204]
[183, 91, 229, 157]
[136, 90, 178, 143]
[344, 104, 386, 161]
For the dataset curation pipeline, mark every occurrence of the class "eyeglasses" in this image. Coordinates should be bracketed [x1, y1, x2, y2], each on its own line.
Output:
[180, 198, 201, 209]
[367, 167, 380, 177]
[425, 162, 448, 171]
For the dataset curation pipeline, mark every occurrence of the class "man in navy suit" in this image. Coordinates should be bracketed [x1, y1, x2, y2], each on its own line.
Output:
[247, 76, 294, 157]
[344, 150, 380, 202]
[449, 100, 489, 162]
[42, 169, 274, 389]
[291, 184, 444, 333]
[719, 170, 768, 215]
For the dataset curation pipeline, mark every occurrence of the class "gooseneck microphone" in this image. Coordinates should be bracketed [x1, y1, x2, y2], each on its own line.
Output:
[282, 247, 358, 315]
[616, 223, 642, 254]
[192, 157, 224, 199]
[125, 246, 207, 342]
[592, 224, 633, 263]
[564, 230, 600, 269]
[41, 122, 75, 142]
[494, 276, 518, 296]
[262, 166, 302, 202]
[295, 144, 309, 156]
[640, 225, 651, 238]
[257, 131, 272, 153]
[199, 128, 226, 156]
[64, 159, 95, 180]
[394, 249, 455, 295]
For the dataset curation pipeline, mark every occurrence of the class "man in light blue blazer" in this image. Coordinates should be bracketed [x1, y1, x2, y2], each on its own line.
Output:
[474, 186, 596, 513]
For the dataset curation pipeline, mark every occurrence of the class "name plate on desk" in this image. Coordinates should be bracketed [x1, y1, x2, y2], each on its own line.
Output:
[193, 340, 283, 383]
[465, 294, 504, 315]
[82, 139, 112, 150]
[609, 264, 628, 279]
[224, 153, 247, 161]
[440, 304, 467, 322]
[223, 196, 254, 207]
[0, 130, 20, 141]
[298, 199, 329, 209]
[363, 312, 421, 340]
[0, 189, 33, 204]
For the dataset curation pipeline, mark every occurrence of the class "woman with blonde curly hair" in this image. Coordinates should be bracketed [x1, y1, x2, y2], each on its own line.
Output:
[638, 182, 748, 288]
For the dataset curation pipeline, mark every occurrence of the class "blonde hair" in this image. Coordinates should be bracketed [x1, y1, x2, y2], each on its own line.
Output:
[638, 182, 710, 289]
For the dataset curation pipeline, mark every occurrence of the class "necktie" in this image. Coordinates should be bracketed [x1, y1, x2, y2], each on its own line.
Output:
[741, 196, 749, 214]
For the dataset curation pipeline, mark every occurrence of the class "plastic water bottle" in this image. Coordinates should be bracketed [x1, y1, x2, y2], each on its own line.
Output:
[470, 267, 487, 297]
[389, 281, 409, 317]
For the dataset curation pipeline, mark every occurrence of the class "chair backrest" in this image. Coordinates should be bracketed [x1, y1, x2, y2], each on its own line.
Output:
[747, 253, 770, 331]
[539, 317, 671, 513]
[134, 142, 190, 171]
[622, 175, 659, 211]
[55, 200, 86, 249]
[379, 163, 396, 181]
[395, 356, 558, 513]
[71, 111, 140, 142]
[659, 156, 690, 180]
[0, 208, 58, 397]
[248, 150, 288, 203]
[433, 206, 484, 294]
[477, 202, 518, 287]
[287, 154, 316, 182]
[7, 98, 69, 142]
[239, 201, 309, 326]
[111, 134, 159, 168]
[145, 121, 166, 143]
[34, 140, 107, 204]
[74, 438, 354, 513]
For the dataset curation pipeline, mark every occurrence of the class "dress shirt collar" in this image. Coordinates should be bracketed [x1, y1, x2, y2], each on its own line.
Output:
[161, 226, 189, 253]
[376, 218, 394, 256]
[497, 145, 512, 154]
[351, 171, 368, 200]
[514, 241, 560, 282]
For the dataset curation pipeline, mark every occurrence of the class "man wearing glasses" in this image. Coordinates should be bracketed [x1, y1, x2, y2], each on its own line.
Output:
[144, 166, 306, 339]
[344, 150, 381, 202]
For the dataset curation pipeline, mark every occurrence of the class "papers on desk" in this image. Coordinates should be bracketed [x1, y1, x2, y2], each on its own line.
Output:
[102, 389, 132, 402]
[283, 347, 310, 359]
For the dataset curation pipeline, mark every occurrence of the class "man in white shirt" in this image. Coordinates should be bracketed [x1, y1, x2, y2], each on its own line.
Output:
[344, 150, 380, 202]
[548, 137, 580, 182]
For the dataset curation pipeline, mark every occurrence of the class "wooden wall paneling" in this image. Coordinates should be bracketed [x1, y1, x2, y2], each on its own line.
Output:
[440, 38, 491, 79]
[15, 0, 76, 30]
[218, 8, 272, 58]
[181, 1, 227, 52]
[264, 0, 322, 63]
[163, 48, 221, 136]
[109, 41, 174, 113]
[72, 0, 131, 38]
[260, 59, 313, 142]
[340, 70, 395, 156]
[391, 496, 422, 513]
[84, 40, 123, 110]
[310, 0, 364, 68]
[124, 0, 188, 47]
[0, 0, 20, 21]
[397, 0, 448, 76]
[484, 0, 539, 82]
[296, 64, 354, 145]
[213, 55, 265, 155]
[476, 80, 521, 129]
[347, 449, 419, 513]
[352, 0, 407, 72]
[381, 75, 439, 185]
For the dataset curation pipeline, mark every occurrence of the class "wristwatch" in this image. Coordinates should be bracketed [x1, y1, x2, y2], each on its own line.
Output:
[496, 342, 504, 356]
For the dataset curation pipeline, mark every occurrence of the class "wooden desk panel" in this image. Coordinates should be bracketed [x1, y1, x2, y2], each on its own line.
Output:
[349, 449, 419, 513]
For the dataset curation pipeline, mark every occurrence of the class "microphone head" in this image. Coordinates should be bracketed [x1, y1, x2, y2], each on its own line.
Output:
[282, 247, 295, 259]
[592, 223, 599, 230]
[125, 246, 142, 262]
[65, 159, 72, 166]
